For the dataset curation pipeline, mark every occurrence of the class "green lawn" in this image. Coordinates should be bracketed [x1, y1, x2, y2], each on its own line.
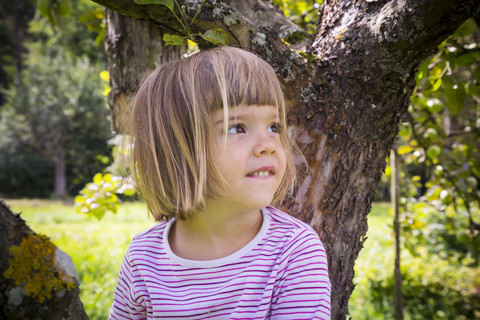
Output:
[5, 199, 391, 319]
[349, 202, 393, 319]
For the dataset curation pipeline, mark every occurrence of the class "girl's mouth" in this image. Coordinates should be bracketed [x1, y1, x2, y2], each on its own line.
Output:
[247, 166, 275, 177]
[251, 170, 271, 177]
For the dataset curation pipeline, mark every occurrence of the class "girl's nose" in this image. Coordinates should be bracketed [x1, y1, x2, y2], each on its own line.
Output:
[253, 135, 277, 157]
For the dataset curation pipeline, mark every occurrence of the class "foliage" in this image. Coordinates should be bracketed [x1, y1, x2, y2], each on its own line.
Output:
[392, 18, 480, 265]
[367, 252, 480, 320]
[0, 0, 105, 108]
[272, 0, 322, 35]
[0, 0, 37, 105]
[349, 203, 480, 320]
[0, 2, 112, 197]
[0, 42, 112, 197]
[400, 196, 480, 266]
[37, 0, 72, 28]
[75, 173, 135, 220]
[36, 0, 106, 49]
[124, 0, 228, 48]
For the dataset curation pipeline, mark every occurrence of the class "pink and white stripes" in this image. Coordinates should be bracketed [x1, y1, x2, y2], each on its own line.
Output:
[110, 206, 331, 319]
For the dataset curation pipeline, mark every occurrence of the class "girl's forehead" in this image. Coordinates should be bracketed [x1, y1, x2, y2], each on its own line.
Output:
[212, 105, 281, 123]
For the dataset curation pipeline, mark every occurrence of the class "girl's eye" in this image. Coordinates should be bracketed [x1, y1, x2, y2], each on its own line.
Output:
[268, 123, 282, 133]
[227, 124, 246, 134]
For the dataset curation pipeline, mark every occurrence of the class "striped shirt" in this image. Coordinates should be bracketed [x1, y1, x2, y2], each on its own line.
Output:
[110, 206, 331, 319]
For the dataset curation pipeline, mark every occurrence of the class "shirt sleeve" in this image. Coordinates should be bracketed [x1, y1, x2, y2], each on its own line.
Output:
[270, 227, 332, 319]
[109, 248, 148, 320]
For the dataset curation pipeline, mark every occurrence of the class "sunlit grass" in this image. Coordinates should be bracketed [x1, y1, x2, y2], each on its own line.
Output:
[349, 202, 393, 319]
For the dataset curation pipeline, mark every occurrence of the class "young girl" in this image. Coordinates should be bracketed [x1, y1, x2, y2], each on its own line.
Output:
[110, 47, 331, 319]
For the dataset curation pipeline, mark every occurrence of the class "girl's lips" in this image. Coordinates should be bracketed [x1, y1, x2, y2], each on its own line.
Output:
[246, 166, 276, 177]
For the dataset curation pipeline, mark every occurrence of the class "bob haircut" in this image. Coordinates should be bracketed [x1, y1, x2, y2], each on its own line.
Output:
[126, 46, 298, 221]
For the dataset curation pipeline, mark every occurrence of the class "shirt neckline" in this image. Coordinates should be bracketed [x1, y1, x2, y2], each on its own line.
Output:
[163, 207, 271, 268]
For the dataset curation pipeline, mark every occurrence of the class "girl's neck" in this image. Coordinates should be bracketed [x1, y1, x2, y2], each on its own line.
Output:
[169, 205, 263, 261]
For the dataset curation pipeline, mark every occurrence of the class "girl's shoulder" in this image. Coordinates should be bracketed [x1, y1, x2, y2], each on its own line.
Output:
[264, 205, 314, 233]
[262, 206, 326, 256]
[131, 220, 170, 243]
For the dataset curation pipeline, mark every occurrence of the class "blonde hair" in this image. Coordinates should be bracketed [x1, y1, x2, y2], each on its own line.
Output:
[126, 47, 297, 221]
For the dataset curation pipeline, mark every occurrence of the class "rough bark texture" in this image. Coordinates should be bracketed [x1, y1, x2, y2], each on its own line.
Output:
[0, 199, 89, 320]
[92, 0, 480, 318]
[105, 9, 188, 132]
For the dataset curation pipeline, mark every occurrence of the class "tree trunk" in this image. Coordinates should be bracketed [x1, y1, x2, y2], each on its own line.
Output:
[0, 199, 89, 319]
[105, 9, 188, 132]
[54, 146, 66, 198]
[12, 0, 22, 74]
[391, 147, 404, 320]
[91, 0, 480, 318]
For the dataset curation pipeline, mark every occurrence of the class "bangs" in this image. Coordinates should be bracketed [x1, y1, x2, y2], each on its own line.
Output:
[190, 47, 286, 114]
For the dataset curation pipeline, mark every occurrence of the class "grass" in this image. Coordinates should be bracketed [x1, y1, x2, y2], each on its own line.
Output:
[349, 202, 393, 319]
[4, 199, 392, 319]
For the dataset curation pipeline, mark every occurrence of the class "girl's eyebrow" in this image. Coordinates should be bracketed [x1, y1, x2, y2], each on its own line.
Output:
[214, 114, 246, 125]
[214, 109, 280, 125]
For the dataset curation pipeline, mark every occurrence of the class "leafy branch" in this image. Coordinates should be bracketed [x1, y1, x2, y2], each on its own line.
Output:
[134, 0, 228, 47]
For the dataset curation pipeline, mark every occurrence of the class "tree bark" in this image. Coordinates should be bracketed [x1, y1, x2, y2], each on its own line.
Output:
[91, 0, 480, 318]
[0, 199, 89, 319]
[105, 9, 188, 132]
[391, 147, 404, 320]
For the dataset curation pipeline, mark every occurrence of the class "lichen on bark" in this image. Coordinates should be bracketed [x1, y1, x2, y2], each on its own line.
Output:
[3, 233, 75, 303]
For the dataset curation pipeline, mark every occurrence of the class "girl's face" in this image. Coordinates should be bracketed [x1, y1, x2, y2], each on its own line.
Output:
[211, 104, 287, 212]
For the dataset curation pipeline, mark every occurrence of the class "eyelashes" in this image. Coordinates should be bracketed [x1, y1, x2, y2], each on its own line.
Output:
[227, 124, 246, 134]
[226, 122, 283, 134]
[268, 122, 282, 133]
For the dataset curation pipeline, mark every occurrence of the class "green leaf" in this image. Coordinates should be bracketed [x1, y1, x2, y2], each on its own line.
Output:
[398, 125, 411, 138]
[452, 18, 478, 38]
[454, 52, 480, 66]
[426, 145, 441, 159]
[471, 162, 480, 178]
[425, 98, 443, 113]
[466, 84, 480, 96]
[37, 0, 49, 16]
[466, 176, 478, 188]
[57, 0, 72, 16]
[444, 81, 465, 115]
[398, 145, 413, 155]
[123, 187, 136, 197]
[430, 78, 442, 92]
[201, 28, 228, 46]
[133, 0, 174, 11]
[163, 33, 185, 46]
[93, 173, 103, 185]
[74, 195, 85, 204]
[473, 67, 480, 83]
[424, 128, 438, 140]
[37, 0, 54, 22]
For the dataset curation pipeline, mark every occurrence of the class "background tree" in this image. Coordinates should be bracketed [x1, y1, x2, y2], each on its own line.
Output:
[0, 0, 112, 198]
[0, 46, 111, 197]
[83, 0, 480, 318]
[0, 0, 36, 105]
